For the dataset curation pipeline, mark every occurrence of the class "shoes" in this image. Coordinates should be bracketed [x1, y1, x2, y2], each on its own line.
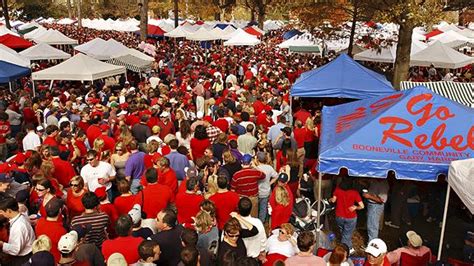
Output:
[384, 221, 400, 229]
[349, 248, 355, 255]
[426, 217, 434, 223]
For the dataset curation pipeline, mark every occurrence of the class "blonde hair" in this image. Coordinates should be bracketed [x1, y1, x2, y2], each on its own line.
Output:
[70, 175, 85, 190]
[194, 210, 214, 233]
[93, 138, 105, 152]
[222, 150, 236, 164]
[32, 235, 52, 254]
[205, 175, 218, 199]
[305, 117, 315, 131]
[40, 161, 55, 178]
[280, 223, 295, 235]
[275, 186, 290, 206]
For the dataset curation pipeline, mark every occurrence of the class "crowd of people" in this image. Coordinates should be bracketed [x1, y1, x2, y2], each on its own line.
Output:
[0, 21, 471, 266]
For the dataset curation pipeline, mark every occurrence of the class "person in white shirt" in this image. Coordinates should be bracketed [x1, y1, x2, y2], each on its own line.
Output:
[0, 194, 35, 265]
[266, 223, 298, 258]
[236, 197, 267, 261]
[254, 151, 278, 223]
[80, 150, 116, 196]
[22, 124, 41, 152]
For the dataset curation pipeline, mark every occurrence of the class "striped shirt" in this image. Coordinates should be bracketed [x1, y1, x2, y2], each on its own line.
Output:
[71, 211, 110, 248]
[231, 168, 265, 197]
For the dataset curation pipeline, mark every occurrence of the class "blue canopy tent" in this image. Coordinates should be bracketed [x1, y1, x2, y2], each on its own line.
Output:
[0, 61, 31, 93]
[315, 86, 474, 252]
[283, 29, 302, 40]
[214, 24, 236, 30]
[291, 54, 395, 99]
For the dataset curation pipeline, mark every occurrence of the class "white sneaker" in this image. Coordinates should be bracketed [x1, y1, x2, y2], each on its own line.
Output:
[384, 221, 400, 229]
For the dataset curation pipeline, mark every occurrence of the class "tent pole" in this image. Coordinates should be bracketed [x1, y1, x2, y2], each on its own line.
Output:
[8, 82, 12, 93]
[289, 95, 293, 125]
[49, 80, 54, 91]
[437, 184, 451, 260]
[316, 170, 322, 248]
[32, 80, 36, 97]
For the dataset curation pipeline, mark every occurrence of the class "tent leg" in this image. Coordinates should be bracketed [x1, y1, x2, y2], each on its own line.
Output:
[32, 80, 36, 97]
[289, 96, 293, 125]
[8, 82, 12, 93]
[437, 184, 451, 260]
[316, 171, 322, 248]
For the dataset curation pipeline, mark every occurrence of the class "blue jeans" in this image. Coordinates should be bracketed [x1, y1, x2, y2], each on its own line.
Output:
[367, 202, 385, 242]
[336, 216, 357, 249]
[130, 179, 142, 195]
[258, 197, 269, 223]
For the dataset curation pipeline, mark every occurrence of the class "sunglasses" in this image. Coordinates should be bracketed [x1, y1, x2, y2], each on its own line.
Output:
[226, 232, 240, 238]
[116, 149, 122, 151]
[86, 157, 95, 162]
[279, 230, 286, 235]
[35, 187, 46, 192]
[70, 183, 80, 187]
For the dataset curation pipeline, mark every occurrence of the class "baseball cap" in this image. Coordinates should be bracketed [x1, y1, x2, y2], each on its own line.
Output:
[277, 172, 289, 183]
[36, 126, 45, 132]
[280, 126, 292, 135]
[128, 204, 142, 224]
[186, 167, 198, 178]
[160, 111, 170, 118]
[241, 154, 253, 165]
[58, 231, 78, 253]
[107, 253, 127, 266]
[94, 186, 107, 200]
[152, 126, 160, 134]
[365, 238, 387, 257]
[0, 173, 13, 183]
[406, 231, 422, 248]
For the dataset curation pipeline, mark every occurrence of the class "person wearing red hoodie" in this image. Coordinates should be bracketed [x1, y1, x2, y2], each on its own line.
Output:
[95, 187, 119, 239]
[101, 215, 143, 264]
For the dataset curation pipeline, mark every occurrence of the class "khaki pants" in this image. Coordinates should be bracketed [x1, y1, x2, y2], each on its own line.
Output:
[297, 147, 305, 177]
[241, 195, 259, 218]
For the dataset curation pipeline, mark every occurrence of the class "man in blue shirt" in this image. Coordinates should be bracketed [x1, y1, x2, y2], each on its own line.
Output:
[125, 140, 146, 194]
[165, 139, 190, 182]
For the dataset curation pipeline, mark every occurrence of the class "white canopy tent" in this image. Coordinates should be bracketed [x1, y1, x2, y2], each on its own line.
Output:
[32, 29, 78, 45]
[164, 26, 191, 38]
[87, 39, 129, 61]
[24, 27, 48, 40]
[458, 28, 474, 39]
[430, 30, 471, 44]
[438, 158, 474, 259]
[74, 38, 107, 54]
[224, 30, 260, 46]
[0, 25, 19, 37]
[278, 33, 319, 49]
[20, 42, 71, 62]
[410, 41, 474, 69]
[354, 40, 428, 63]
[127, 48, 155, 62]
[186, 27, 219, 41]
[32, 53, 126, 81]
[0, 44, 30, 67]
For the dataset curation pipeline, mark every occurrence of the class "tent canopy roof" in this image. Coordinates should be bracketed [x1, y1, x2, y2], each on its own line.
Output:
[448, 159, 474, 214]
[410, 41, 474, 69]
[319, 86, 473, 181]
[32, 53, 126, 81]
[0, 34, 33, 49]
[291, 54, 394, 98]
[0, 61, 31, 83]
[19, 42, 71, 61]
[74, 38, 107, 54]
[32, 29, 78, 45]
[223, 30, 260, 46]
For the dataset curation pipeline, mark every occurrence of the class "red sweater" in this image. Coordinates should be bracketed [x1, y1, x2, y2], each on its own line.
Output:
[66, 190, 86, 220]
[51, 157, 76, 187]
[209, 191, 240, 230]
[135, 183, 174, 219]
[175, 192, 204, 226]
[102, 236, 143, 264]
[113, 194, 137, 216]
[35, 218, 67, 263]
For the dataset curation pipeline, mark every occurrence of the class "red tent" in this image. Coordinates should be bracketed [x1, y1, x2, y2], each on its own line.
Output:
[425, 29, 443, 40]
[0, 34, 33, 49]
[244, 27, 262, 37]
[147, 25, 166, 36]
[195, 21, 204, 25]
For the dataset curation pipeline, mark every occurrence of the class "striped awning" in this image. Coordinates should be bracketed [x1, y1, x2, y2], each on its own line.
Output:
[400, 81, 474, 108]
[107, 54, 152, 73]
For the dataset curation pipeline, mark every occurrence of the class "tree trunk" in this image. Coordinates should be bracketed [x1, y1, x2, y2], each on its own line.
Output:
[257, 9, 265, 29]
[1, 0, 11, 30]
[347, 0, 358, 57]
[76, 0, 82, 27]
[250, 8, 255, 22]
[392, 20, 414, 89]
[139, 0, 148, 42]
[66, 0, 73, 18]
[174, 0, 179, 27]
[214, 12, 220, 21]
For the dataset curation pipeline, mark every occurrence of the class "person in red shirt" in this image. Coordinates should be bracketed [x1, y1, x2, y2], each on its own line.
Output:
[329, 177, 364, 249]
[212, 109, 229, 133]
[98, 124, 116, 153]
[66, 176, 87, 220]
[95, 187, 119, 238]
[135, 168, 174, 219]
[156, 157, 178, 195]
[156, 112, 176, 140]
[102, 215, 143, 264]
[86, 115, 102, 147]
[0, 112, 10, 162]
[293, 106, 311, 125]
[35, 197, 67, 263]
[175, 178, 204, 228]
[43, 125, 59, 147]
[293, 120, 306, 176]
[190, 125, 211, 161]
[209, 175, 240, 230]
[269, 173, 294, 230]
[50, 146, 76, 188]
[256, 110, 274, 132]
[113, 179, 136, 216]
[76, 112, 90, 133]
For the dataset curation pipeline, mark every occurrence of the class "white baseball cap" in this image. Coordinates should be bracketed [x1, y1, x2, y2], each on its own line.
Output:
[406, 231, 422, 247]
[196, 111, 204, 119]
[128, 204, 142, 224]
[58, 231, 78, 253]
[365, 238, 387, 257]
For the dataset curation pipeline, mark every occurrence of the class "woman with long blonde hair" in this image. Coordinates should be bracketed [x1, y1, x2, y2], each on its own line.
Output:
[269, 173, 294, 230]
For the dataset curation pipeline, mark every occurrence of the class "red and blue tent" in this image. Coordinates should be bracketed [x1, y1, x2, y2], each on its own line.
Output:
[318, 86, 473, 181]
[0, 60, 31, 83]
